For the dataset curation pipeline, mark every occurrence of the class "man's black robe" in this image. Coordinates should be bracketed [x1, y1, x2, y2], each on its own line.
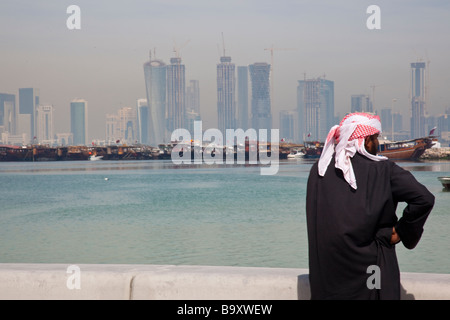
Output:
[306, 153, 434, 300]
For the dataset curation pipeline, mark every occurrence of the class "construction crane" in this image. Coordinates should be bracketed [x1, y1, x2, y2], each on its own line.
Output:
[264, 45, 296, 109]
[370, 84, 382, 111]
[148, 47, 157, 61]
[221, 32, 226, 57]
[173, 39, 190, 59]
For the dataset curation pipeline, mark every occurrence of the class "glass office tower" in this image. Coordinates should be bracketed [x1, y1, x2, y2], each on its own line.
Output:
[249, 63, 272, 134]
[0, 93, 16, 135]
[166, 57, 186, 137]
[297, 78, 334, 142]
[410, 62, 426, 139]
[217, 56, 236, 134]
[70, 99, 88, 145]
[19, 88, 39, 138]
[144, 59, 167, 145]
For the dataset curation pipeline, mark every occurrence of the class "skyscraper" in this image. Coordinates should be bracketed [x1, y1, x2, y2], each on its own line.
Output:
[0, 93, 16, 135]
[70, 99, 88, 145]
[249, 63, 272, 134]
[297, 77, 334, 142]
[106, 113, 119, 144]
[186, 80, 200, 115]
[279, 110, 296, 142]
[237, 66, 249, 130]
[136, 99, 148, 144]
[217, 56, 236, 133]
[118, 107, 137, 144]
[105, 107, 138, 145]
[36, 104, 54, 144]
[19, 88, 39, 138]
[144, 59, 167, 145]
[411, 62, 426, 138]
[167, 57, 186, 136]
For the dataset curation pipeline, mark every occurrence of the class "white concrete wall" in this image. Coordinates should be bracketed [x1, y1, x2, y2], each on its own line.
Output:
[0, 264, 449, 300]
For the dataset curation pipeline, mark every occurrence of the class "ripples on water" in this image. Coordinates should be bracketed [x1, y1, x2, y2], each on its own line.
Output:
[0, 159, 448, 274]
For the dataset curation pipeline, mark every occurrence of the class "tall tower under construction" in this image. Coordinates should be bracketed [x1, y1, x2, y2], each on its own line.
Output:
[217, 56, 236, 134]
[167, 57, 186, 136]
[410, 62, 426, 139]
[297, 77, 334, 142]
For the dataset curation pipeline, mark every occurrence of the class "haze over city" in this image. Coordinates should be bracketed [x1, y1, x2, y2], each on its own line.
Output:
[1, 0, 450, 142]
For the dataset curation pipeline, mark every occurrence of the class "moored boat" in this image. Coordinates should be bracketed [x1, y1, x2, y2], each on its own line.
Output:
[89, 155, 103, 161]
[378, 137, 435, 160]
[287, 149, 305, 159]
[302, 141, 324, 158]
[437, 177, 450, 190]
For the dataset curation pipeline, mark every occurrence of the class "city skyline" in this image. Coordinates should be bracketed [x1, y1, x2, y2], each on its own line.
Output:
[0, 56, 448, 146]
[1, 1, 450, 142]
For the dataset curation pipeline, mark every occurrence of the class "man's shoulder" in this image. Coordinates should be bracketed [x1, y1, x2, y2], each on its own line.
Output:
[353, 152, 394, 166]
[352, 153, 399, 175]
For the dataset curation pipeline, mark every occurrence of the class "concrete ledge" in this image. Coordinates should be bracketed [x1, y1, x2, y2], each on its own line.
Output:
[0, 264, 449, 300]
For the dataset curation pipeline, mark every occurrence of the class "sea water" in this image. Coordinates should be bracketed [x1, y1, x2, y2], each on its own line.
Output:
[0, 159, 448, 274]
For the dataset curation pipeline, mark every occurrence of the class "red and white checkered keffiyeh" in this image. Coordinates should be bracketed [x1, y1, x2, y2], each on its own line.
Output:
[318, 113, 388, 189]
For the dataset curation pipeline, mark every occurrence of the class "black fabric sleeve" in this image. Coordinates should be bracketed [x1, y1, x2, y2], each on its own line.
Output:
[390, 163, 435, 249]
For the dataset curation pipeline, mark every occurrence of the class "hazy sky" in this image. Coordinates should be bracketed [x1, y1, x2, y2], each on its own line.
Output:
[1, 0, 450, 141]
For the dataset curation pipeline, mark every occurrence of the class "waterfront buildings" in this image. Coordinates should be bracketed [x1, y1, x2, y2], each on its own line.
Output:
[143, 59, 167, 145]
[297, 77, 334, 142]
[217, 56, 236, 134]
[106, 107, 138, 145]
[410, 62, 426, 139]
[36, 104, 54, 145]
[70, 99, 88, 145]
[19, 88, 39, 139]
[249, 63, 272, 135]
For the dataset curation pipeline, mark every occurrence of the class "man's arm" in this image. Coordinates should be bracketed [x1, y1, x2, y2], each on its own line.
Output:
[390, 163, 435, 249]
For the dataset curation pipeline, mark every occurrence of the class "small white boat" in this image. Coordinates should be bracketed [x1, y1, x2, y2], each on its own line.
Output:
[89, 155, 103, 161]
[287, 150, 305, 159]
[437, 177, 450, 190]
